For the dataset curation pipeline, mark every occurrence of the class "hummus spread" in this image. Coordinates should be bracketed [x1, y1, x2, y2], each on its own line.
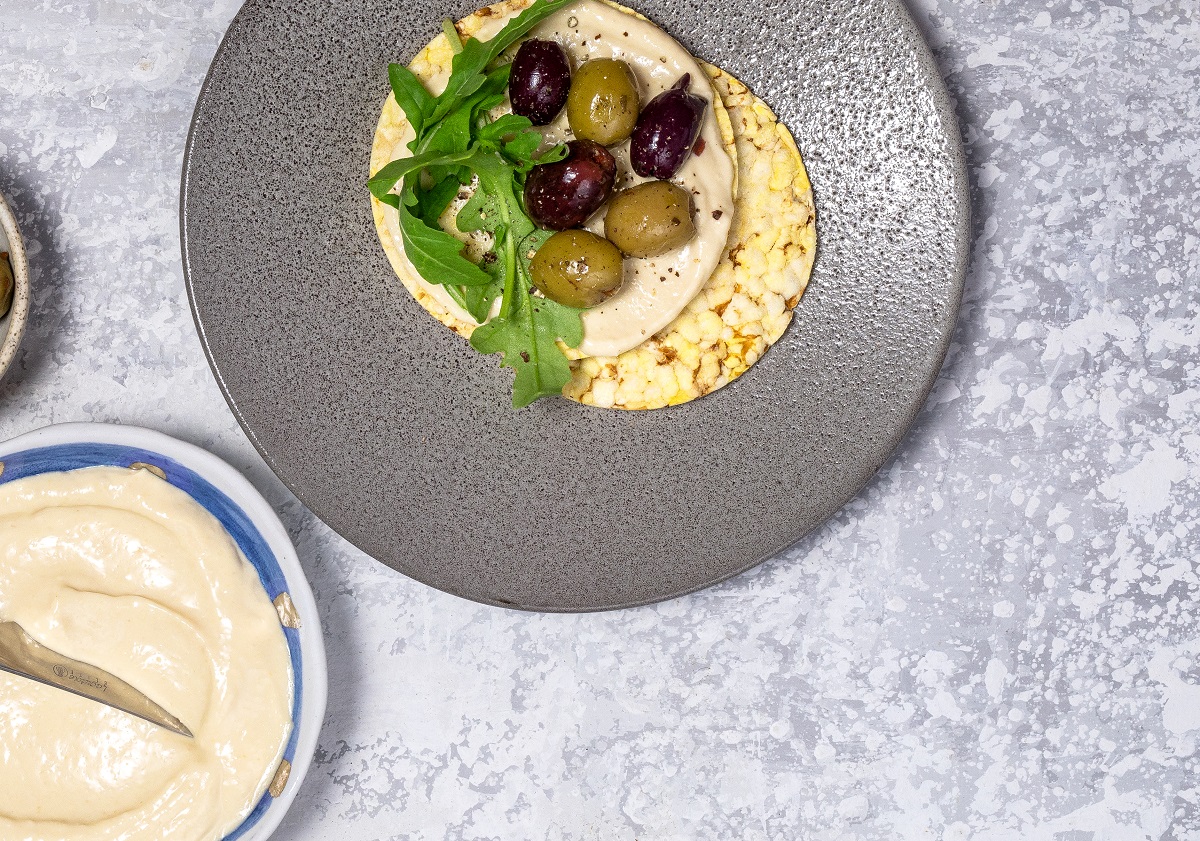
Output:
[0, 466, 293, 841]
[381, 0, 736, 358]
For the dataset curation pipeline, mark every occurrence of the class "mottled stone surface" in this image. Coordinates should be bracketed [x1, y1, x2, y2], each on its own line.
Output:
[0, 0, 1198, 838]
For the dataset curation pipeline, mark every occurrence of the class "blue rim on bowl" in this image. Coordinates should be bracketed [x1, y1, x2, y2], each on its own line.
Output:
[0, 425, 325, 841]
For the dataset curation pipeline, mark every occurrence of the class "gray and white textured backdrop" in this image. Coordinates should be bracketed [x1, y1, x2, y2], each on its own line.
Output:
[1, 0, 1198, 838]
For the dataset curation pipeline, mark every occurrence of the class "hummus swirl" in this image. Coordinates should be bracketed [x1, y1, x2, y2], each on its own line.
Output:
[0, 466, 293, 841]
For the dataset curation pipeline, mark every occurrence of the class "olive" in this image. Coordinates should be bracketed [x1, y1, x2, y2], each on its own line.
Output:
[566, 58, 640, 145]
[603, 181, 696, 258]
[0, 252, 12, 318]
[531, 230, 624, 308]
[509, 39, 571, 126]
[523, 139, 616, 230]
[630, 74, 706, 179]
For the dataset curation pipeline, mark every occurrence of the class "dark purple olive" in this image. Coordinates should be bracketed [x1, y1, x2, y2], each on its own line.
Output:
[509, 39, 571, 126]
[523, 140, 617, 230]
[630, 74, 707, 179]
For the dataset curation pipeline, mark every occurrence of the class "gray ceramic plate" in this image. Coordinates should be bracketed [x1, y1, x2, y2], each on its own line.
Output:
[182, 0, 968, 612]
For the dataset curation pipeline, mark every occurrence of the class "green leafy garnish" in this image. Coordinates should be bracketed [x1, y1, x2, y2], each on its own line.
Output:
[441, 19, 464, 54]
[370, 0, 581, 408]
[426, 0, 573, 125]
[397, 202, 493, 288]
[387, 64, 433, 139]
[471, 295, 583, 405]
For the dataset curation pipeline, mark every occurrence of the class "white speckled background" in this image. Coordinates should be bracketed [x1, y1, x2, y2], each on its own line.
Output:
[2, 0, 1199, 838]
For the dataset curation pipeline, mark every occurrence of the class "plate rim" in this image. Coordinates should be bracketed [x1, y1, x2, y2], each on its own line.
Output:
[180, 0, 971, 613]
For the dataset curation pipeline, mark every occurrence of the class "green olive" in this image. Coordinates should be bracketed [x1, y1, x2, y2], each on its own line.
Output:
[531, 230, 624, 309]
[0, 253, 12, 319]
[603, 181, 696, 258]
[566, 59, 640, 146]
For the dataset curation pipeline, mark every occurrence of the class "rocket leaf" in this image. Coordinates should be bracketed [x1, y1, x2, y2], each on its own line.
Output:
[372, 0, 584, 407]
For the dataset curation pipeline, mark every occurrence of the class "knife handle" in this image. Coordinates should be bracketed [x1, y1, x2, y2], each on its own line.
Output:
[0, 620, 193, 738]
[0, 621, 116, 698]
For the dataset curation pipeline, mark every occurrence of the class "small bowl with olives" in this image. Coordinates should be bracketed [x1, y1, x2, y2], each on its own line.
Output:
[0, 190, 30, 384]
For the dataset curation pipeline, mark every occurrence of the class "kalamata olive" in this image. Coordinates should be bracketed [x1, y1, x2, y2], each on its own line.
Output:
[566, 59, 640, 145]
[509, 39, 571, 126]
[0, 252, 12, 318]
[603, 181, 696, 258]
[630, 74, 706, 179]
[531, 230, 625, 308]
[523, 139, 617, 230]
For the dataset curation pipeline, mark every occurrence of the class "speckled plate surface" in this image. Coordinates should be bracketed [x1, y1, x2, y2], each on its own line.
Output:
[181, 0, 968, 612]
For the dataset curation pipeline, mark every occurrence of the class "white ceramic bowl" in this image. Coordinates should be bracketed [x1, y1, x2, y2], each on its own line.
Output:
[0, 422, 327, 841]
[0, 191, 30, 382]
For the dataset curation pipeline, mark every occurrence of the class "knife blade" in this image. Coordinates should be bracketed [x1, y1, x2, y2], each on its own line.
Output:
[0, 620, 193, 738]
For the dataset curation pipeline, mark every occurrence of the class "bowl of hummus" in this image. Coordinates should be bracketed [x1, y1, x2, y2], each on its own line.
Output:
[0, 422, 327, 841]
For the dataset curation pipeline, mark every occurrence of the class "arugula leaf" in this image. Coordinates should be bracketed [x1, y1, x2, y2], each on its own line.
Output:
[460, 252, 506, 323]
[388, 63, 433, 141]
[374, 0, 587, 407]
[477, 113, 533, 143]
[422, 99, 481, 156]
[421, 67, 510, 163]
[398, 202, 492, 287]
[534, 143, 569, 165]
[473, 113, 549, 170]
[472, 157, 532, 298]
[441, 19, 463, 54]
[368, 148, 473, 201]
[470, 288, 582, 408]
[454, 185, 498, 233]
[390, 54, 509, 164]
[451, 184, 510, 323]
[503, 131, 545, 170]
[478, 63, 514, 99]
[464, 155, 583, 406]
[518, 228, 556, 272]
[425, 0, 575, 125]
[413, 176, 462, 227]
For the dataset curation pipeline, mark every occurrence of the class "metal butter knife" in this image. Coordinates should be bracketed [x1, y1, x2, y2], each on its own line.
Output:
[0, 620, 193, 738]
